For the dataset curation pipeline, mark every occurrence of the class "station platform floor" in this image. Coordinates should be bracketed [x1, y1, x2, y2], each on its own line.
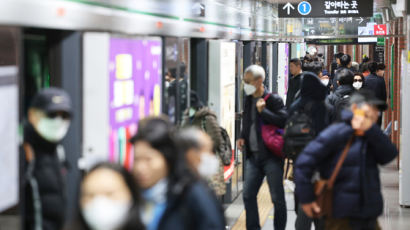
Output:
[225, 162, 410, 230]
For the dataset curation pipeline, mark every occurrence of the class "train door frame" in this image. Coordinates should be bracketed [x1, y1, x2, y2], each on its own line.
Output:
[226, 40, 244, 203]
[162, 37, 191, 126]
[261, 41, 268, 87]
[241, 41, 251, 182]
[190, 38, 208, 104]
[207, 39, 237, 203]
[59, 32, 83, 222]
[270, 42, 279, 93]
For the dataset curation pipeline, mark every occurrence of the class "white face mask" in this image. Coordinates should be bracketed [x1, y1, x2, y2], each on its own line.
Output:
[198, 153, 220, 178]
[353, 82, 363, 90]
[243, 83, 256, 96]
[82, 196, 131, 230]
[35, 117, 70, 143]
[189, 108, 196, 117]
[321, 79, 329, 86]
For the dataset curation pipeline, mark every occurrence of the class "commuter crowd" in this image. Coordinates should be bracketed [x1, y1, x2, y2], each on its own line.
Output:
[21, 52, 396, 230]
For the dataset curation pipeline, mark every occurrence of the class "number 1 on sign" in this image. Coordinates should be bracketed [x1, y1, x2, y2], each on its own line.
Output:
[298, 1, 311, 16]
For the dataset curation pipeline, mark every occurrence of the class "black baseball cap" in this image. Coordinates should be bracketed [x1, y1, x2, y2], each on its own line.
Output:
[30, 87, 72, 115]
[350, 89, 387, 111]
[190, 91, 204, 110]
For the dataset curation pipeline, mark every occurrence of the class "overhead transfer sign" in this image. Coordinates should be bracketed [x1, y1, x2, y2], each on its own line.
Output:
[279, 0, 373, 18]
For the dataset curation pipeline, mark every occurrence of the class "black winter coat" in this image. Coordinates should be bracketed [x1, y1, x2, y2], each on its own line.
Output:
[23, 123, 66, 230]
[295, 110, 398, 219]
[326, 84, 355, 122]
[363, 73, 387, 102]
[332, 67, 356, 91]
[157, 181, 225, 230]
[240, 90, 287, 160]
[289, 72, 330, 135]
[286, 74, 302, 108]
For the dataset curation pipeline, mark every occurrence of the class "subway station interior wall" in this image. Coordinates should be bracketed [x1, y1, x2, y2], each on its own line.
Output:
[399, 15, 410, 206]
[82, 32, 110, 165]
[277, 43, 289, 103]
[208, 40, 236, 147]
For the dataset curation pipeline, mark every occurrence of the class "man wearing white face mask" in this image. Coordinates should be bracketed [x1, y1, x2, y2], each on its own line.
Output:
[237, 65, 288, 230]
[320, 70, 331, 95]
[179, 128, 221, 180]
[178, 127, 226, 202]
[22, 87, 72, 230]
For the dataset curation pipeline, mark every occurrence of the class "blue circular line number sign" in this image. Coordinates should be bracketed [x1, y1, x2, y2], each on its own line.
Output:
[298, 1, 311, 16]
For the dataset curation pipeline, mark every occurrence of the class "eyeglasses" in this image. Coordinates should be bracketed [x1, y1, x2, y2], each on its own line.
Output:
[353, 79, 363, 82]
[47, 112, 71, 120]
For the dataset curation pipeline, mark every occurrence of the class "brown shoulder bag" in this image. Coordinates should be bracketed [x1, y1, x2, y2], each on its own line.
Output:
[314, 136, 354, 218]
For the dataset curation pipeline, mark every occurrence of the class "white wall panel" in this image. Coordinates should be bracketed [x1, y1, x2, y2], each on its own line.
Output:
[277, 43, 289, 103]
[82, 32, 110, 165]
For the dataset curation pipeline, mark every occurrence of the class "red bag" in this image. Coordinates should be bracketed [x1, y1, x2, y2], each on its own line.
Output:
[261, 94, 285, 158]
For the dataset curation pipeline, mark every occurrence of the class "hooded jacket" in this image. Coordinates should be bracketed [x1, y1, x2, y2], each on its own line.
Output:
[187, 108, 224, 154]
[241, 90, 288, 161]
[23, 122, 66, 230]
[183, 107, 226, 196]
[326, 84, 355, 122]
[294, 110, 398, 219]
[289, 72, 330, 134]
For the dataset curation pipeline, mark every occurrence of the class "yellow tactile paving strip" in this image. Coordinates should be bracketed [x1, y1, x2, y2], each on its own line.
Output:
[232, 181, 273, 230]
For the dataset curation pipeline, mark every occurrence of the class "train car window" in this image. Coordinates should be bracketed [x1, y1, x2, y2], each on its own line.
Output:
[163, 37, 190, 125]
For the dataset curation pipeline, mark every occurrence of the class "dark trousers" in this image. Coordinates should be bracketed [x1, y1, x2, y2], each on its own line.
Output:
[295, 205, 324, 230]
[243, 156, 287, 230]
[325, 217, 381, 230]
[294, 194, 324, 230]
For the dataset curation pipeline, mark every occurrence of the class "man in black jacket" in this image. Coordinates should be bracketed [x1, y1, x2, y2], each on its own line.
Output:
[363, 62, 387, 102]
[330, 52, 344, 89]
[236, 65, 288, 230]
[333, 54, 355, 91]
[286, 58, 303, 109]
[326, 68, 355, 122]
[289, 62, 329, 230]
[363, 62, 387, 126]
[23, 88, 72, 230]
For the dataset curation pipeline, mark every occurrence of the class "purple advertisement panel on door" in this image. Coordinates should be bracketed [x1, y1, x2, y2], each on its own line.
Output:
[109, 38, 162, 169]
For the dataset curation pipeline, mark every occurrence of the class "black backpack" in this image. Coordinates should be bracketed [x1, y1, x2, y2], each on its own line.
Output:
[334, 94, 350, 121]
[201, 118, 232, 166]
[283, 102, 316, 161]
[218, 127, 233, 166]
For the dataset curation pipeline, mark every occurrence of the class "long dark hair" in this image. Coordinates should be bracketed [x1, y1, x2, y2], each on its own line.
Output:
[130, 117, 196, 196]
[64, 163, 145, 230]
